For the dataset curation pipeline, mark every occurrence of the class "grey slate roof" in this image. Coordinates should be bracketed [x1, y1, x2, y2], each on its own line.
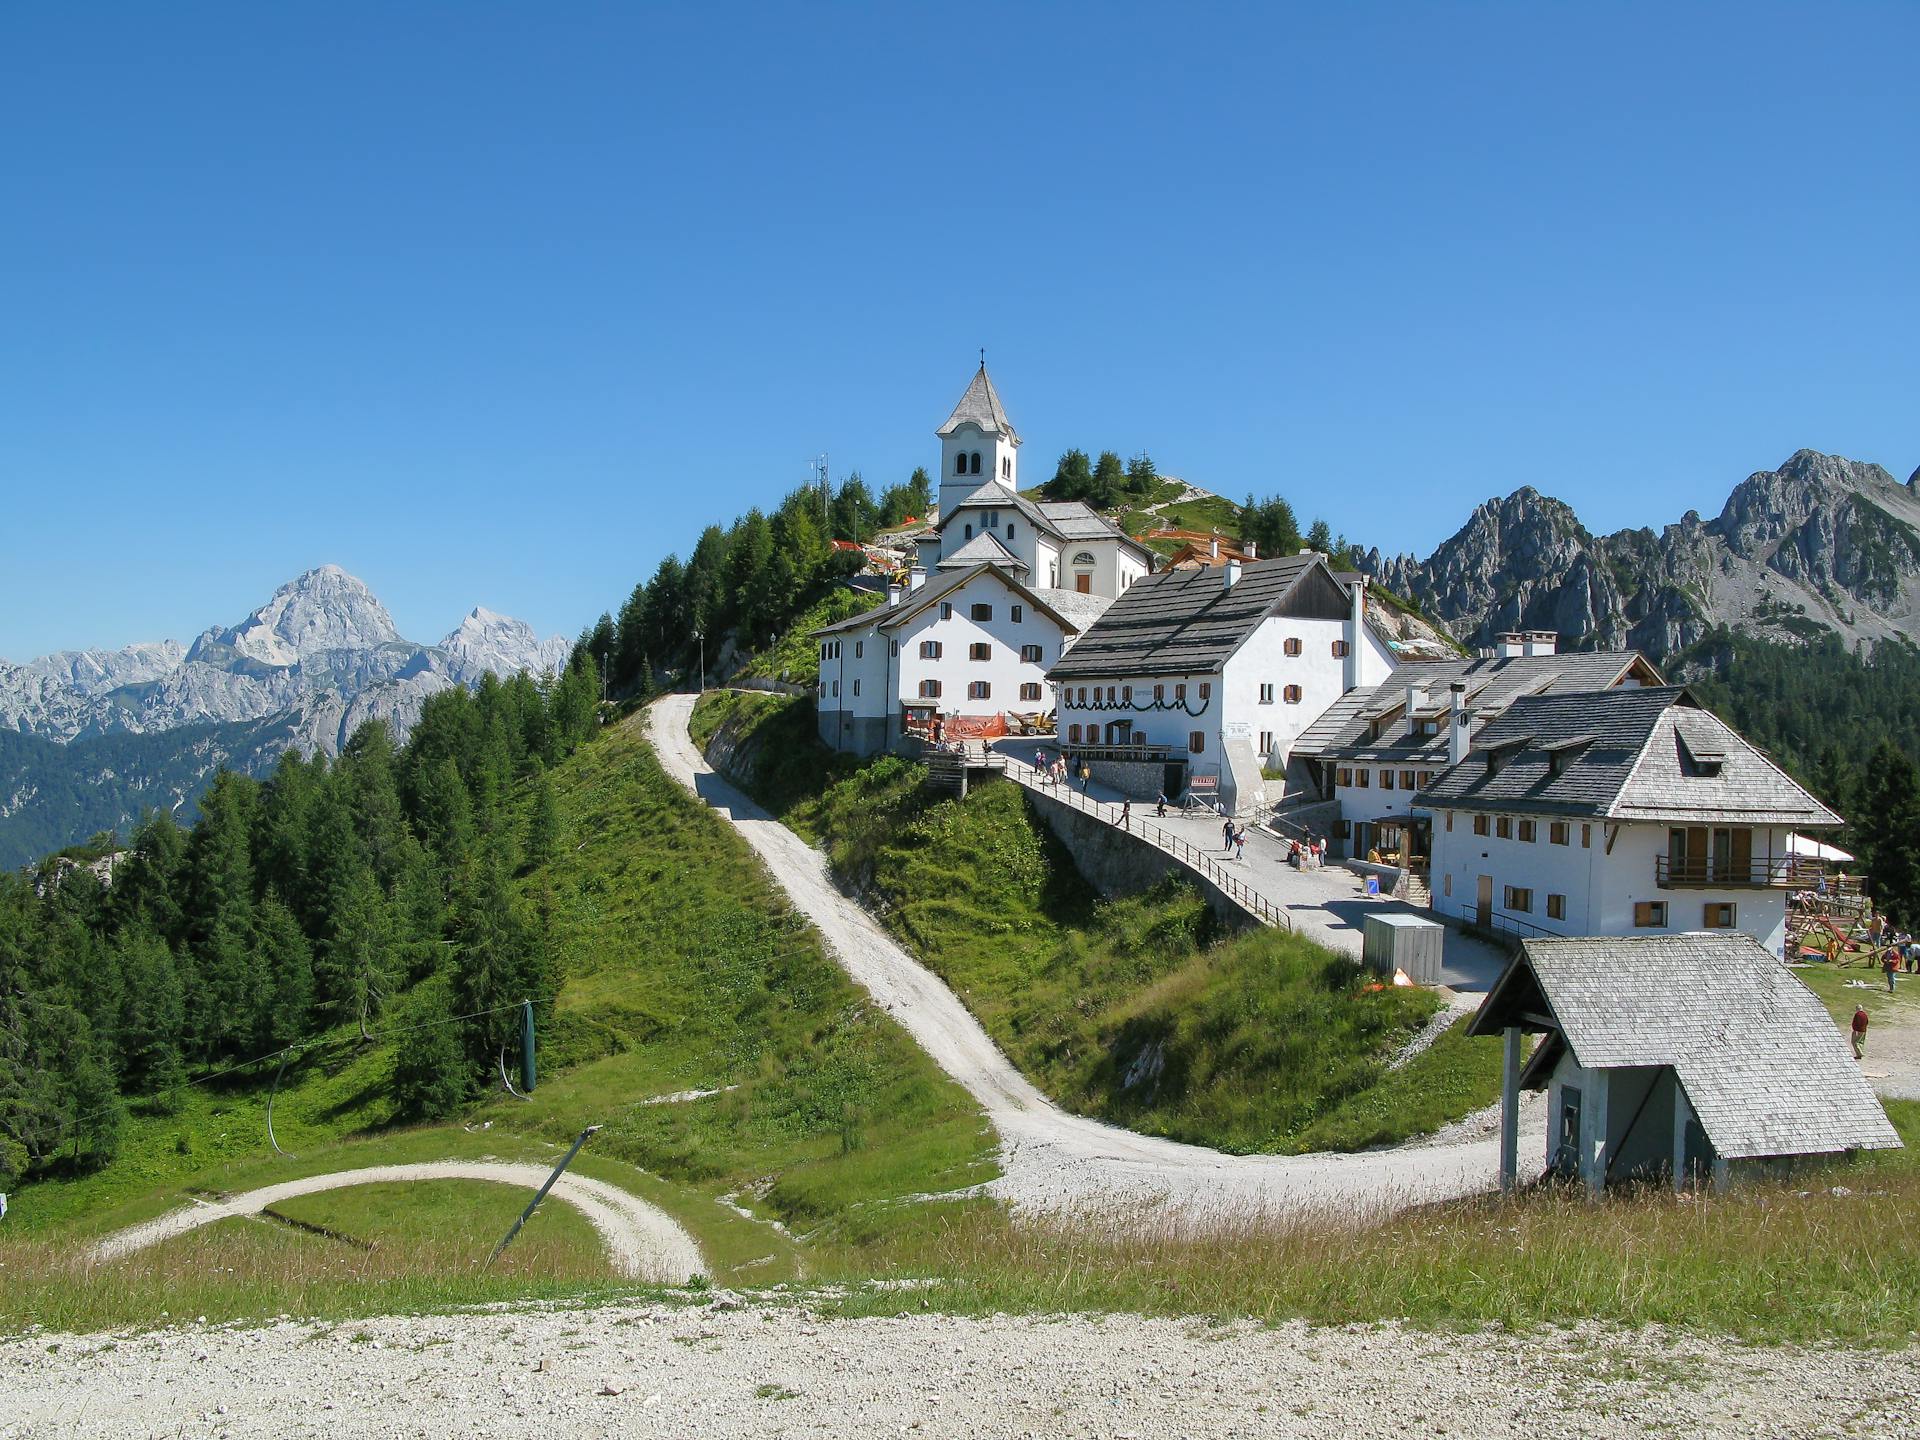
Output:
[810, 563, 1092, 639]
[1414, 685, 1841, 826]
[1472, 933, 1899, 1158]
[936, 364, 1017, 441]
[937, 531, 1027, 572]
[1031, 586, 1116, 633]
[1046, 554, 1320, 680]
[1037, 502, 1124, 541]
[940, 484, 1151, 561]
[1291, 651, 1654, 763]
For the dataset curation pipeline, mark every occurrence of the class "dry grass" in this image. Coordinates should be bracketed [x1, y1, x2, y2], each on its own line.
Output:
[815, 1154, 1920, 1345]
[0, 1212, 656, 1335]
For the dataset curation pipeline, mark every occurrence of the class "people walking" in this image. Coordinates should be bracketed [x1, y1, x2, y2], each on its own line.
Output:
[1852, 1004, 1870, 1060]
[1120, 799, 1131, 829]
[1885, 948, 1900, 993]
[1223, 818, 1235, 853]
[1155, 794, 1167, 817]
[1233, 825, 1247, 862]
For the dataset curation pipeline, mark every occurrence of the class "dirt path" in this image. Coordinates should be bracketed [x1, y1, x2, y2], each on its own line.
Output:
[650, 694, 1543, 1224]
[90, 1162, 704, 1284]
[6, 1300, 1914, 1439]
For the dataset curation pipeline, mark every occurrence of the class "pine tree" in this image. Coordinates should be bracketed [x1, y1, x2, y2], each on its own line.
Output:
[253, 893, 315, 1050]
[1859, 741, 1920, 925]
[1305, 518, 1334, 554]
[1126, 452, 1157, 495]
[319, 867, 396, 1038]
[525, 765, 560, 871]
[389, 976, 469, 1120]
[1090, 451, 1127, 508]
[1049, 449, 1094, 501]
[114, 927, 186, 1099]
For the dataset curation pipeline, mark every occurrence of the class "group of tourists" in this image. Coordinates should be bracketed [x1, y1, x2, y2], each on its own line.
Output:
[1288, 835, 1327, 870]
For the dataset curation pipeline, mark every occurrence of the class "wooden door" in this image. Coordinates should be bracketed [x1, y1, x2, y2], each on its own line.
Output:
[1075, 573, 1092, 594]
[1476, 874, 1493, 928]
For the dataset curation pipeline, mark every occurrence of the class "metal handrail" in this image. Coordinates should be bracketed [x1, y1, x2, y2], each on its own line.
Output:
[1000, 754, 1292, 931]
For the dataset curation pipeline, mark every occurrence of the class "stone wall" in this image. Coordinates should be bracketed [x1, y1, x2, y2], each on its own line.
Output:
[1022, 787, 1255, 932]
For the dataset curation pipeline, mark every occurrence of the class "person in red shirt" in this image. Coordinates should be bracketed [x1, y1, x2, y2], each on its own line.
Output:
[1852, 1004, 1870, 1060]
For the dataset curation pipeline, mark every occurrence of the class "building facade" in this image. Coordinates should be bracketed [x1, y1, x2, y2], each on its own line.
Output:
[1416, 685, 1842, 958]
[1045, 554, 1395, 811]
[814, 563, 1100, 756]
[1289, 637, 1665, 859]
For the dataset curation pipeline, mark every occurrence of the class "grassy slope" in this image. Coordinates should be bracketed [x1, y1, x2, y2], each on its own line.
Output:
[817, 1100, 1920, 1346]
[1, 711, 992, 1328]
[692, 689, 1502, 1154]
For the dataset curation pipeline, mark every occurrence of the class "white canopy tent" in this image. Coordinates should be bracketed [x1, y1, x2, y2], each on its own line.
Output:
[1788, 832, 1854, 864]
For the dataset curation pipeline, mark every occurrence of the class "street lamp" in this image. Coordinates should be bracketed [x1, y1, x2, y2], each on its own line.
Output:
[693, 630, 704, 694]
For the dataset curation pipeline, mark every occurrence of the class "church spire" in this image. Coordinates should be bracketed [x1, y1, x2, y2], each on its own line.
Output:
[936, 358, 1018, 444]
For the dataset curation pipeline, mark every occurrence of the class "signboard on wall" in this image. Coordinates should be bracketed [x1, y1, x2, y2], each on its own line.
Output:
[1223, 721, 1252, 740]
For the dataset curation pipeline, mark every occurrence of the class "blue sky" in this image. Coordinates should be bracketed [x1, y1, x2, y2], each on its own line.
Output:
[3, 4, 1914, 659]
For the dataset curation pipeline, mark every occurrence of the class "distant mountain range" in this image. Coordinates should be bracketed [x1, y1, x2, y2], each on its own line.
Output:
[0, 566, 568, 867]
[1365, 449, 1920, 658]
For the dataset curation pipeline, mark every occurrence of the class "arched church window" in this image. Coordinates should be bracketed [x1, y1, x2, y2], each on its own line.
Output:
[1002, 456, 1010, 478]
[970, 452, 982, 474]
[964, 524, 973, 540]
[955, 454, 967, 475]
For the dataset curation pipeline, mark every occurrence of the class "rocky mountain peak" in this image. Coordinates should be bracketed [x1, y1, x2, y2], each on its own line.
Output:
[440, 606, 570, 682]
[189, 565, 401, 668]
[1367, 448, 1920, 660]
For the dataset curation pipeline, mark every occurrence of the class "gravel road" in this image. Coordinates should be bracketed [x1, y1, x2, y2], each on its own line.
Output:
[649, 695, 1545, 1224]
[90, 1163, 704, 1284]
[5, 1298, 1914, 1438]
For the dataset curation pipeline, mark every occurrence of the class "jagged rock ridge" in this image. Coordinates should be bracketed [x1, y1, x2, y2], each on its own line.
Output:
[0, 567, 571, 866]
[0, 566, 569, 755]
[1365, 450, 1920, 657]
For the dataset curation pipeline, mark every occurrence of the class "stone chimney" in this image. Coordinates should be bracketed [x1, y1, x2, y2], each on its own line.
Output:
[1448, 681, 1470, 767]
[887, 583, 903, 608]
[1522, 630, 1558, 656]
[1494, 632, 1525, 659]
[1345, 580, 1365, 691]
[908, 566, 927, 591]
[1223, 557, 1242, 590]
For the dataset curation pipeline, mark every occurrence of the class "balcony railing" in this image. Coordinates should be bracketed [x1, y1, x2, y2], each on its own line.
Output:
[1654, 857, 1809, 890]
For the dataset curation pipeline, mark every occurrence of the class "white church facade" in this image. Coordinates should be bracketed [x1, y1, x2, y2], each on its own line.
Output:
[814, 363, 1140, 756]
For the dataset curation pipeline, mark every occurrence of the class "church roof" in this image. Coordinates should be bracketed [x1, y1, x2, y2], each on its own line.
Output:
[936, 364, 1019, 443]
[937, 531, 1028, 571]
[811, 563, 1090, 638]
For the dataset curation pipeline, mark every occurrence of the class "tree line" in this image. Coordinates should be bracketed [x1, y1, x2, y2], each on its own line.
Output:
[575, 469, 933, 700]
[0, 656, 604, 1188]
[1675, 628, 1920, 924]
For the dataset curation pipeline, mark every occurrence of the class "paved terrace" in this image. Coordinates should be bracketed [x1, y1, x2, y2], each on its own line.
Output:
[990, 737, 1508, 995]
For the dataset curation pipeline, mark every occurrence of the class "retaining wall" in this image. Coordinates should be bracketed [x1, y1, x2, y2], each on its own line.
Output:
[1022, 787, 1256, 933]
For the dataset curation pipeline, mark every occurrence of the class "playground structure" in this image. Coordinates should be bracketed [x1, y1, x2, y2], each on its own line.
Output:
[1787, 871, 1875, 963]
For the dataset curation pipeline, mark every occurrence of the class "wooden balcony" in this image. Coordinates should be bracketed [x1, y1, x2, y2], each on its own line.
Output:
[1654, 857, 1809, 890]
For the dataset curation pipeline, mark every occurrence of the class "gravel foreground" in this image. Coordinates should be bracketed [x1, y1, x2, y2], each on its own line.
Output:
[4, 1298, 1917, 1439]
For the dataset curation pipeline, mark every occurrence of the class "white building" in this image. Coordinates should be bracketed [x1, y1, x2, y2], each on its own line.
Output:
[1472, 934, 1898, 1193]
[914, 363, 1152, 596]
[814, 563, 1108, 756]
[1044, 553, 1395, 812]
[1416, 684, 1842, 958]
[1289, 634, 1665, 860]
